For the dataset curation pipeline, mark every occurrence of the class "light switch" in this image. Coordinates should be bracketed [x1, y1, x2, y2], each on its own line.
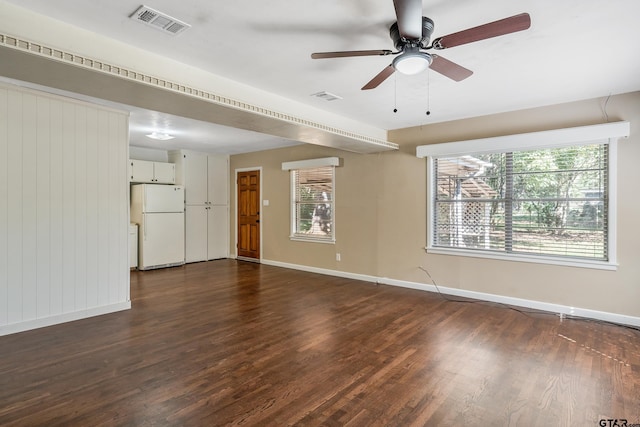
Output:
[263, 200, 270, 206]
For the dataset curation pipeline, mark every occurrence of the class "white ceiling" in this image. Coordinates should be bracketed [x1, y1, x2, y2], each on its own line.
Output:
[4, 0, 640, 153]
[128, 108, 303, 154]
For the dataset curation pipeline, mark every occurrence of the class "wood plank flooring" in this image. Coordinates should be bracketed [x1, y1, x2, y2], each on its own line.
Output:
[1, 260, 639, 426]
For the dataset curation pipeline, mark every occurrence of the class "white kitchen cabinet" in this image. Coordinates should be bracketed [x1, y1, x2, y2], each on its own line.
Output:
[153, 162, 176, 184]
[169, 151, 228, 204]
[169, 150, 229, 262]
[185, 205, 208, 263]
[207, 155, 229, 205]
[182, 153, 208, 204]
[185, 205, 229, 262]
[208, 205, 229, 260]
[129, 159, 175, 184]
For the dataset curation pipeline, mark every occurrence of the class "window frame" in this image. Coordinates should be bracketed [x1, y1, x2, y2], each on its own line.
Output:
[417, 122, 630, 270]
[282, 157, 339, 244]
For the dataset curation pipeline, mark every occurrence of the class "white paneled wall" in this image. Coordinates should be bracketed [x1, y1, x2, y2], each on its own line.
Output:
[0, 83, 130, 336]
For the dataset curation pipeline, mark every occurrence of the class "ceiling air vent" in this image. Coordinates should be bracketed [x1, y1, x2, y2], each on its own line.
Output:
[130, 5, 191, 35]
[311, 91, 343, 101]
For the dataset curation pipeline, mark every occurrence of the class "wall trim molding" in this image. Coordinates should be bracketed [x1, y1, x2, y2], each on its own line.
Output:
[262, 259, 640, 328]
[0, 32, 397, 154]
[281, 157, 340, 170]
[0, 302, 132, 337]
[416, 121, 630, 157]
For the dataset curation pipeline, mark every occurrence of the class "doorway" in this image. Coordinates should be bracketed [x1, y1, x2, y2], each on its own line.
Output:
[236, 169, 261, 261]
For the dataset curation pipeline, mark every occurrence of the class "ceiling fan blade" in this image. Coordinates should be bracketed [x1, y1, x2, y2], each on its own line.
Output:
[430, 55, 473, 82]
[311, 49, 393, 59]
[393, 0, 423, 40]
[362, 65, 395, 90]
[433, 13, 531, 49]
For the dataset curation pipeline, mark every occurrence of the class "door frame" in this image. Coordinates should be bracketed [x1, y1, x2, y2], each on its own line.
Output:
[234, 167, 263, 262]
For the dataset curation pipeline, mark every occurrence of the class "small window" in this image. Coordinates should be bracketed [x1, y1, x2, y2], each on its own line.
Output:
[290, 166, 335, 242]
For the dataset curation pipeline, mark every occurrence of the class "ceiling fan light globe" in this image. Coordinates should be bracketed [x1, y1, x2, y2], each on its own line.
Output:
[393, 52, 432, 75]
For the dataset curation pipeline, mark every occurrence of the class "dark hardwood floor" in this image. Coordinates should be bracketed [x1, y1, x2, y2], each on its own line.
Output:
[1, 260, 639, 426]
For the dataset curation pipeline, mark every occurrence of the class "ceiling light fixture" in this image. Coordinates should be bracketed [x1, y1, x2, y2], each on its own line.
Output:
[146, 132, 175, 140]
[392, 47, 433, 75]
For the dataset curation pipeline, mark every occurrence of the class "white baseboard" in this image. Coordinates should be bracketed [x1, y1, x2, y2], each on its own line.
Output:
[236, 256, 260, 263]
[262, 259, 379, 283]
[0, 302, 132, 337]
[262, 259, 640, 328]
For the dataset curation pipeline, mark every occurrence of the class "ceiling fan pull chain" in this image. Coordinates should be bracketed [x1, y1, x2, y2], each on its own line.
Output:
[393, 73, 398, 113]
[426, 70, 431, 116]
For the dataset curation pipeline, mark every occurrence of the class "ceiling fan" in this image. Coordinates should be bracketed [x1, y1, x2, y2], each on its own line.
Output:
[311, 0, 531, 90]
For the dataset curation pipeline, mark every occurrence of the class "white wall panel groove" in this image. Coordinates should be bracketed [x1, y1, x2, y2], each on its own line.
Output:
[0, 87, 8, 326]
[0, 82, 130, 335]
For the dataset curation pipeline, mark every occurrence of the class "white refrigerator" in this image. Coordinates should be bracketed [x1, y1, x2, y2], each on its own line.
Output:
[130, 184, 185, 270]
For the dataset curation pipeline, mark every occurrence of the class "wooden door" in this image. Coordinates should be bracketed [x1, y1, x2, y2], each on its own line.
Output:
[237, 170, 260, 260]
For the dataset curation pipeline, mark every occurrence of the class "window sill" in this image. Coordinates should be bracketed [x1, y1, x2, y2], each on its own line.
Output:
[426, 247, 618, 271]
[290, 236, 335, 244]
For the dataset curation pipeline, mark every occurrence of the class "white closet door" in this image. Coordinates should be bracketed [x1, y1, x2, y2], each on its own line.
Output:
[184, 153, 208, 205]
[207, 205, 228, 260]
[207, 155, 229, 205]
[185, 205, 208, 263]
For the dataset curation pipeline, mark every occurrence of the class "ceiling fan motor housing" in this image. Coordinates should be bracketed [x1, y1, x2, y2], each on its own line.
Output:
[389, 22, 403, 50]
[390, 16, 435, 50]
[421, 17, 435, 47]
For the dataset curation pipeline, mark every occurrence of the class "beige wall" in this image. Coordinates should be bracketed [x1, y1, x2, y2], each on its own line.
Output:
[231, 145, 383, 275]
[230, 92, 640, 318]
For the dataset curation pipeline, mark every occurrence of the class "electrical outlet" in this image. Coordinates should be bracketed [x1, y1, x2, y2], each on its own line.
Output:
[336, 253, 341, 261]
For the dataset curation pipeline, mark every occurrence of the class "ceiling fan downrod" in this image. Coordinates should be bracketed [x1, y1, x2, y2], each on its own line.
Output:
[390, 16, 435, 50]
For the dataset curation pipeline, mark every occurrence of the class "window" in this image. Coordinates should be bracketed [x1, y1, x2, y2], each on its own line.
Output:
[433, 145, 608, 259]
[291, 166, 334, 241]
[282, 157, 339, 243]
[416, 122, 630, 269]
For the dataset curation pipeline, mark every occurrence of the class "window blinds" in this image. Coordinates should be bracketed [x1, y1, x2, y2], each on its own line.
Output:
[433, 144, 608, 260]
[292, 166, 334, 240]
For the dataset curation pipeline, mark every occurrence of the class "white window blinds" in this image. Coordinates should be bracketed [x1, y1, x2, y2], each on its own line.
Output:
[417, 122, 629, 268]
[433, 144, 608, 260]
[291, 166, 335, 241]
